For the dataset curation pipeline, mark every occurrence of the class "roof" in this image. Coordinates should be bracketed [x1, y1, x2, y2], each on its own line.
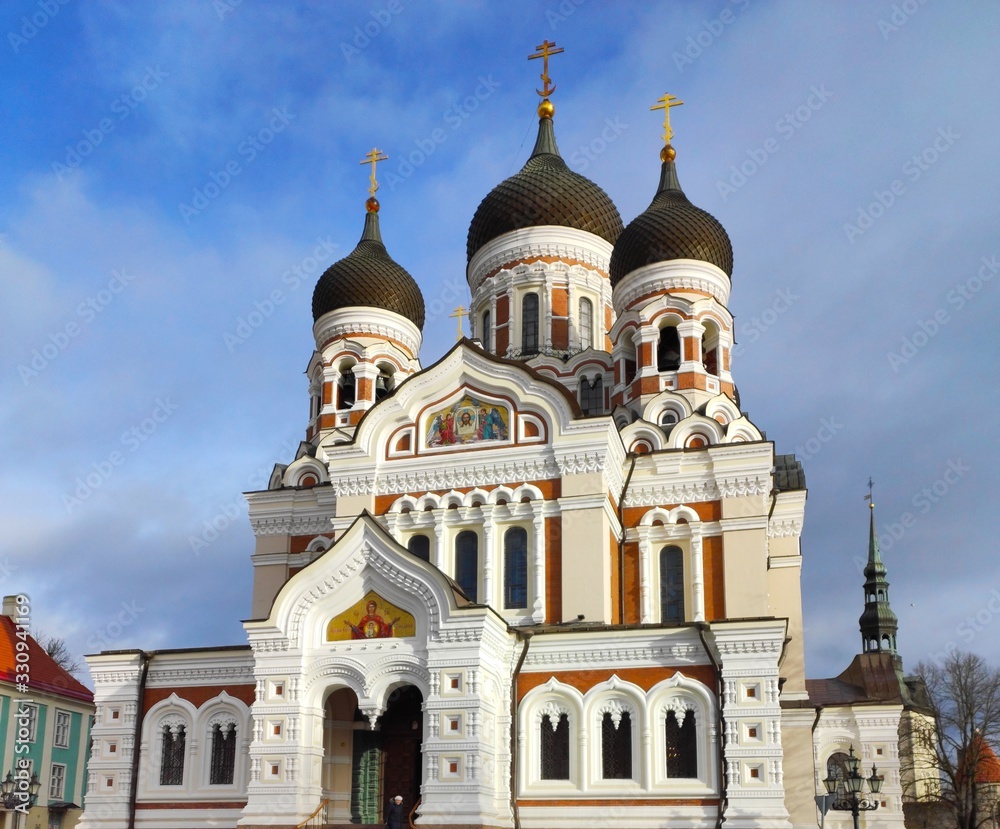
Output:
[774, 454, 806, 491]
[312, 209, 425, 328]
[806, 652, 909, 707]
[963, 733, 1000, 785]
[609, 158, 733, 285]
[0, 615, 93, 703]
[466, 116, 623, 262]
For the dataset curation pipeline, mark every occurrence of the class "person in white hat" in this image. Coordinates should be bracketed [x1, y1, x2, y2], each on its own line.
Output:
[386, 795, 404, 829]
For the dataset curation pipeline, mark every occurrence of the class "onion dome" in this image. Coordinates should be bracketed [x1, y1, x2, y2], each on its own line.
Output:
[466, 110, 623, 262]
[312, 197, 425, 329]
[610, 147, 733, 286]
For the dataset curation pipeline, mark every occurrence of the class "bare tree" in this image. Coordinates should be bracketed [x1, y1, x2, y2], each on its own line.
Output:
[34, 630, 82, 676]
[901, 651, 1000, 829]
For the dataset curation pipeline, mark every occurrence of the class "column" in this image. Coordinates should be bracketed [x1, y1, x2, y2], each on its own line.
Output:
[691, 533, 705, 623]
[532, 511, 546, 622]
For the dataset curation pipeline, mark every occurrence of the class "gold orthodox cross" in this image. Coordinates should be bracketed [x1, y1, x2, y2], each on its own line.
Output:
[450, 306, 469, 340]
[651, 92, 684, 144]
[528, 39, 564, 98]
[360, 147, 389, 198]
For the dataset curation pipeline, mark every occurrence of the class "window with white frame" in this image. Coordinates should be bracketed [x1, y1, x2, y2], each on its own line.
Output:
[455, 530, 479, 602]
[659, 545, 685, 623]
[665, 707, 697, 777]
[159, 722, 187, 785]
[503, 526, 528, 609]
[601, 709, 633, 779]
[540, 712, 570, 780]
[49, 763, 66, 800]
[579, 374, 603, 415]
[521, 293, 539, 355]
[579, 297, 594, 349]
[54, 710, 71, 748]
[19, 703, 38, 742]
[209, 721, 237, 785]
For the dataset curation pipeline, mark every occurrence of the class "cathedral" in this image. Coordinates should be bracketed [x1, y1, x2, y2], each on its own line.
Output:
[78, 44, 918, 829]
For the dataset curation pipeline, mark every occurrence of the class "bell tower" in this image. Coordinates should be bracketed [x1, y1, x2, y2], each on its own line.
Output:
[859, 486, 901, 668]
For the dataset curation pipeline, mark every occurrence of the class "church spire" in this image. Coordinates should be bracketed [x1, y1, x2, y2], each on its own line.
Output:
[859, 483, 900, 667]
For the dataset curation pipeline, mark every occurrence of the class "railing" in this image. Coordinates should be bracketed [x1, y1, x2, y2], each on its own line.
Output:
[408, 797, 421, 829]
[294, 798, 329, 829]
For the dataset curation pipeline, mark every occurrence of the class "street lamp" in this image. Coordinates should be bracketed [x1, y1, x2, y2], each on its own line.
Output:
[0, 771, 41, 829]
[823, 746, 884, 829]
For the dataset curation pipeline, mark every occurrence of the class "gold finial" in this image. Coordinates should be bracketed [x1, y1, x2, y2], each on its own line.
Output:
[360, 147, 389, 209]
[528, 39, 564, 103]
[449, 306, 469, 341]
[651, 92, 684, 159]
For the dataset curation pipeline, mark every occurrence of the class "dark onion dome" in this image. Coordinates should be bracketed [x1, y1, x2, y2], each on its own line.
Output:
[466, 115, 624, 263]
[609, 150, 733, 286]
[312, 199, 425, 329]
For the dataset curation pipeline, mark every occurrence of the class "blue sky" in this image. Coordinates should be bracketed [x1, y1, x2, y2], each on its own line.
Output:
[1, 1, 998, 682]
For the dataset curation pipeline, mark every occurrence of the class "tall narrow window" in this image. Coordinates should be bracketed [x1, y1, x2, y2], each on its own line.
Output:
[160, 723, 186, 785]
[660, 546, 685, 623]
[658, 326, 681, 371]
[579, 375, 603, 415]
[601, 711, 632, 779]
[337, 363, 356, 409]
[210, 722, 237, 785]
[540, 713, 570, 780]
[49, 764, 66, 800]
[375, 364, 394, 402]
[455, 531, 479, 602]
[407, 534, 431, 562]
[666, 710, 697, 777]
[622, 330, 637, 384]
[54, 711, 71, 748]
[482, 310, 491, 349]
[522, 293, 539, 355]
[702, 323, 719, 376]
[579, 298, 594, 350]
[503, 527, 528, 609]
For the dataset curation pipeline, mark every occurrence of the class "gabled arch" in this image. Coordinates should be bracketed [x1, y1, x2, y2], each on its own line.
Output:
[668, 413, 726, 450]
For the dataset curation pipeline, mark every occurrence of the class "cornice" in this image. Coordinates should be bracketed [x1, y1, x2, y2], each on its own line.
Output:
[613, 260, 731, 314]
[313, 307, 421, 356]
[249, 514, 334, 538]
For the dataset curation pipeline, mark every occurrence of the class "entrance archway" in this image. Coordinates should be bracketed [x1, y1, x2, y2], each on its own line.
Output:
[322, 685, 423, 825]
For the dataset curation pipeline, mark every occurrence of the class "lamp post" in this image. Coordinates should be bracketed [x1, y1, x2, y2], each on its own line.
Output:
[0, 771, 41, 829]
[823, 745, 884, 829]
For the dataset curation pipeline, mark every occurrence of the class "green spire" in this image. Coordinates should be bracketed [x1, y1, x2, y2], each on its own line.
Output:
[859, 495, 900, 667]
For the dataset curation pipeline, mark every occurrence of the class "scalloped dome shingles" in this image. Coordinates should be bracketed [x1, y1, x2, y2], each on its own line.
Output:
[466, 119, 624, 262]
[312, 214, 425, 329]
[609, 162, 733, 286]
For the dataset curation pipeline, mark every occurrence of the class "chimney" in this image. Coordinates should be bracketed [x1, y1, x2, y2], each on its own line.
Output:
[2, 596, 18, 619]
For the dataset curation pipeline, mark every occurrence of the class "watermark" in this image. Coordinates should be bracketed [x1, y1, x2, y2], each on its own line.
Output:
[188, 500, 245, 555]
[425, 276, 469, 327]
[732, 287, 799, 357]
[385, 76, 501, 191]
[11, 595, 30, 693]
[17, 269, 137, 386]
[877, 0, 930, 40]
[63, 398, 180, 512]
[85, 600, 145, 650]
[792, 416, 843, 461]
[214, 0, 243, 20]
[178, 107, 294, 222]
[546, 0, 586, 28]
[52, 66, 169, 180]
[877, 458, 969, 553]
[569, 117, 628, 172]
[887, 255, 997, 372]
[929, 585, 1000, 664]
[7, 0, 71, 54]
[340, 0, 403, 62]
[843, 126, 959, 243]
[672, 0, 752, 72]
[223, 236, 338, 352]
[717, 85, 833, 201]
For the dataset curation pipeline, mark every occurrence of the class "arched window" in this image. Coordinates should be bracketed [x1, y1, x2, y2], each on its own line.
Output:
[702, 322, 719, 376]
[159, 722, 186, 785]
[665, 709, 697, 777]
[337, 361, 356, 409]
[540, 713, 569, 780]
[503, 527, 528, 609]
[601, 710, 632, 779]
[375, 364, 394, 402]
[522, 293, 539, 355]
[660, 546, 684, 623]
[579, 298, 594, 349]
[658, 326, 681, 371]
[482, 310, 491, 348]
[209, 722, 237, 785]
[407, 534, 431, 562]
[826, 752, 851, 792]
[579, 375, 603, 415]
[455, 531, 479, 602]
[622, 330, 637, 384]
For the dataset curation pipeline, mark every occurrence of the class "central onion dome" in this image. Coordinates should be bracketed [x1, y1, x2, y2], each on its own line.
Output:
[610, 147, 733, 286]
[467, 111, 623, 263]
[312, 198, 425, 329]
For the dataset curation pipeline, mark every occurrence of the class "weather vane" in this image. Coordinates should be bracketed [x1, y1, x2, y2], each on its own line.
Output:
[528, 39, 564, 98]
[651, 91, 684, 146]
[865, 477, 875, 508]
[360, 147, 389, 200]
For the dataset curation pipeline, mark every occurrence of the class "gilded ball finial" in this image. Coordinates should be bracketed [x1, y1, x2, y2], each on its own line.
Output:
[366, 196, 380, 213]
[660, 144, 676, 162]
[538, 99, 555, 119]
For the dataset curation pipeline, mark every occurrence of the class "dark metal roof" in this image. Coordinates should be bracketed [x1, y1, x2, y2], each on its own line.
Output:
[773, 454, 806, 491]
[466, 118, 623, 262]
[609, 159, 733, 286]
[312, 211, 425, 329]
[806, 652, 911, 706]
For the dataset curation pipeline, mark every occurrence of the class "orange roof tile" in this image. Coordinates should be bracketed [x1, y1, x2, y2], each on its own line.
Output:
[0, 615, 93, 703]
